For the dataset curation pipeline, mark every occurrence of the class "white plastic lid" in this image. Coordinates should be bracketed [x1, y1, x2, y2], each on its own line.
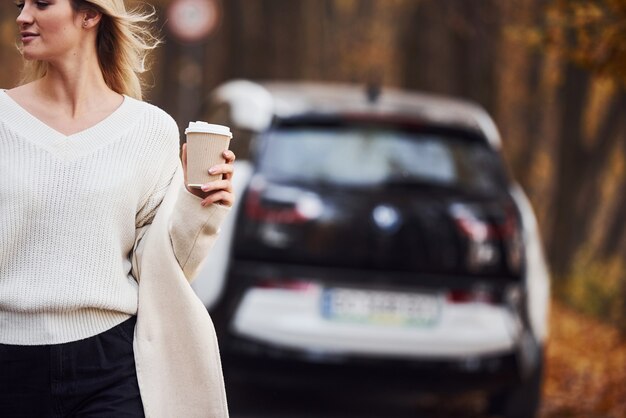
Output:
[185, 121, 233, 138]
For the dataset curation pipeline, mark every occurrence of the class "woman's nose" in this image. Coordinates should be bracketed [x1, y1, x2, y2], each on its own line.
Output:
[16, 4, 34, 27]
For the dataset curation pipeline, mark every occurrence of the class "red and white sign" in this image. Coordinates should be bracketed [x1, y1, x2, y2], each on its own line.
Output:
[167, 0, 219, 43]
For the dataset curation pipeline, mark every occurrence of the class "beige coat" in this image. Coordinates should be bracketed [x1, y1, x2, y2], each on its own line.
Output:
[131, 162, 230, 418]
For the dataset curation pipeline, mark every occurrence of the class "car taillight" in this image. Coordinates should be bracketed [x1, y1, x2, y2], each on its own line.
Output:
[446, 288, 495, 304]
[255, 279, 317, 292]
[451, 203, 518, 240]
[245, 188, 308, 224]
[449, 202, 523, 273]
[244, 176, 323, 224]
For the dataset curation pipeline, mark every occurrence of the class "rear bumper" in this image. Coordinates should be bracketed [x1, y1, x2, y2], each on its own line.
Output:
[222, 337, 522, 393]
[212, 261, 533, 391]
[230, 285, 519, 358]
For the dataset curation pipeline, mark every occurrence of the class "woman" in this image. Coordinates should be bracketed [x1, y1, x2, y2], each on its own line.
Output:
[0, 0, 233, 416]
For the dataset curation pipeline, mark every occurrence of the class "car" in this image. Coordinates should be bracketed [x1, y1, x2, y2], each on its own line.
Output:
[192, 80, 551, 418]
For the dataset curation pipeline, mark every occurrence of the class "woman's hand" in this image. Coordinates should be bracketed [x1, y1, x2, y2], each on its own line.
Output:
[182, 143, 236, 207]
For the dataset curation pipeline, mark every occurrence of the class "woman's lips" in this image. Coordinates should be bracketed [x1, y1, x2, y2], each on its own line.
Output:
[21, 33, 39, 43]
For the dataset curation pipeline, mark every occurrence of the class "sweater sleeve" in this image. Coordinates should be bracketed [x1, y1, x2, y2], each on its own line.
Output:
[132, 111, 231, 282]
[132, 165, 231, 284]
[135, 124, 181, 229]
[168, 181, 231, 280]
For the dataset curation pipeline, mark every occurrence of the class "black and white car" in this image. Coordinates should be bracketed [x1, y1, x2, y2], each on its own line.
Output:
[192, 80, 550, 418]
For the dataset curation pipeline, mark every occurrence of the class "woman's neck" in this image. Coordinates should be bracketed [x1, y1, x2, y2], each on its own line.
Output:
[37, 65, 116, 117]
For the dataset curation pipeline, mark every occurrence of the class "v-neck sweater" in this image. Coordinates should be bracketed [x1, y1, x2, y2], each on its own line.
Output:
[0, 90, 217, 345]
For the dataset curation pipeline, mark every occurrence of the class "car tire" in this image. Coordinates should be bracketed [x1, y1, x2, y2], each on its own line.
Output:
[487, 353, 544, 418]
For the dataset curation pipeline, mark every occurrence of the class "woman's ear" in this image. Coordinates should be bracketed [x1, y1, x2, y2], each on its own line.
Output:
[81, 9, 102, 29]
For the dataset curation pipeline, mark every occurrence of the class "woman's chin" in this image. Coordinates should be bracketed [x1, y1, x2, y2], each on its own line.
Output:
[20, 51, 41, 61]
[18, 45, 41, 61]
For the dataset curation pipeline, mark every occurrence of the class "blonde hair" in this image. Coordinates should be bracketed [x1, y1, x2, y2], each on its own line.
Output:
[20, 0, 161, 100]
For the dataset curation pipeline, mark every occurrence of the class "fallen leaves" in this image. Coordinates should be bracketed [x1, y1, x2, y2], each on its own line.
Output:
[540, 300, 626, 417]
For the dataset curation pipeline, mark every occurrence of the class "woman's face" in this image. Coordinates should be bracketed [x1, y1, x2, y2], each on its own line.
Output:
[15, 0, 86, 62]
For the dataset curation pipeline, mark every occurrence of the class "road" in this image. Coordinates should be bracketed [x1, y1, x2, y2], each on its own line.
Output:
[228, 382, 489, 418]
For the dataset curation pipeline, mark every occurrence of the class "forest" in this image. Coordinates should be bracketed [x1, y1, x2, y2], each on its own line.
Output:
[1, 0, 626, 415]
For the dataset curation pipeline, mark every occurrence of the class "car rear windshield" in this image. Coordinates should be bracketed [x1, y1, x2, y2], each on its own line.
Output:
[257, 126, 509, 194]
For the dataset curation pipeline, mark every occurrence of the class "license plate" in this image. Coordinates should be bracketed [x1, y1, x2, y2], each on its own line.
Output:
[321, 288, 441, 327]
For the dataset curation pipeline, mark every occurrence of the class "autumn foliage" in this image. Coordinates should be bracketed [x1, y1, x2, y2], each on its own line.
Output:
[544, 0, 626, 84]
[1, 0, 625, 416]
[541, 301, 626, 417]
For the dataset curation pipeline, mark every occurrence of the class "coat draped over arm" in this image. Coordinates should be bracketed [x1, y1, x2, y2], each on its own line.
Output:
[131, 162, 230, 418]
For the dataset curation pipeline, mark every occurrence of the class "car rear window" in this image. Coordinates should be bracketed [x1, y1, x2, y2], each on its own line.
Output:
[257, 126, 508, 194]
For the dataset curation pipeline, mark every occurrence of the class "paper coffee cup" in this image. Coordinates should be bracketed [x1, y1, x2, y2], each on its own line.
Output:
[185, 121, 233, 188]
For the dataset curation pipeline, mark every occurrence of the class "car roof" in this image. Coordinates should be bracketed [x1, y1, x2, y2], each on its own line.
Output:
[209, 79, 502, 149]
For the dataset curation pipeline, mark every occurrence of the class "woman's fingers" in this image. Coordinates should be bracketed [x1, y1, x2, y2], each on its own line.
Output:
[182, 143, 189, 184]
[209, 162, 235, 180]
[223, 149, 236, 163]
[199, 177, 234, 207]
[220, 150, 235, 180]
[208, 163, 234, 175]
[200, 179, 232, 193]
[201, 190, 233, 207]
[182, 147, 236, 205]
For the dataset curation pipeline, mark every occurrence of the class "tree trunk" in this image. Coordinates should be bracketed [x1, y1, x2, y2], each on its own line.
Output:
[512, 0, 549, 190]
[402, 0, 456, 94]
[548, 63, 590, 277]
[572, 92, 626, 247]
[450, 0, 500, 113]
[599, 106, 626, 257]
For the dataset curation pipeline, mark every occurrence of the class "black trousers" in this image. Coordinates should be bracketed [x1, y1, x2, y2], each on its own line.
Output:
[0, 316, 144, 418]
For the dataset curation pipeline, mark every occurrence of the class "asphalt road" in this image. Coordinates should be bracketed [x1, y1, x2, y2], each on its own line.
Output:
[228, 382, 490, 418]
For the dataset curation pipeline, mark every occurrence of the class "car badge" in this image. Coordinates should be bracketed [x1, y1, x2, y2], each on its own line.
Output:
[372, 204, 401, 233]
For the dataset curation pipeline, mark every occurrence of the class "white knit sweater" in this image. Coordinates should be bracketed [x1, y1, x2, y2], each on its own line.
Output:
[0, 90, 215, 345]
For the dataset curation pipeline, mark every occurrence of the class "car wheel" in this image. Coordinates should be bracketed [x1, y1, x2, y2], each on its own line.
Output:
[487, 353, 544, 418]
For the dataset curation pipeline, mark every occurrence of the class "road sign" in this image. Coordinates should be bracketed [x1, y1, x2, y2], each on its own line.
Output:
[166, 0, 219, 43]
